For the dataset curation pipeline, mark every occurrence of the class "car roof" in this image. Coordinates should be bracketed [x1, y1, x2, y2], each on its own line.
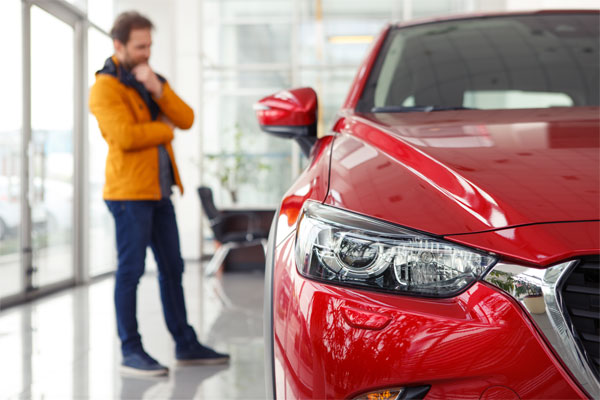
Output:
[392, 9, 600, 30]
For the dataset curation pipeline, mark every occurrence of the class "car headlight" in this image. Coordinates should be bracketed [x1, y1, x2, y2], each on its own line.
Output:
[295, 201, 497, 297]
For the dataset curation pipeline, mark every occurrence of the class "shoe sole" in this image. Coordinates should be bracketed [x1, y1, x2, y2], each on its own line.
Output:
[176, 357, 230, 366]
[120, 365, 169, 377]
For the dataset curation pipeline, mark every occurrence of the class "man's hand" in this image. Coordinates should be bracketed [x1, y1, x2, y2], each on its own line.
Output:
[132, 64, 163, 98]
[159, 114, 175, 130]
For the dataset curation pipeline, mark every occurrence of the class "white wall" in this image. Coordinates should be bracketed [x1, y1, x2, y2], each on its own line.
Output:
[172, 0, 202, 261]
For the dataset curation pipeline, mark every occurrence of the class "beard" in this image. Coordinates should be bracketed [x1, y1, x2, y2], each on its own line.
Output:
[122, 52, 148, 71]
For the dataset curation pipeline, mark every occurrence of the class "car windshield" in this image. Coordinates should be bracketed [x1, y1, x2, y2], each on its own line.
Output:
[358, 13, 600, 113]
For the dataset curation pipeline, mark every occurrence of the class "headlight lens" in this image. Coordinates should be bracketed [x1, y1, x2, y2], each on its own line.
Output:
[295, 201, 497, 297]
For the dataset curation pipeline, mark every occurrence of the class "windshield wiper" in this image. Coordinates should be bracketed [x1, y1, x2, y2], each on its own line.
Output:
[371, 105, 477, 113]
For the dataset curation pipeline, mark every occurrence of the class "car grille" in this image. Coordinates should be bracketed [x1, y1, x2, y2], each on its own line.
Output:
[561, 257, 600, 379]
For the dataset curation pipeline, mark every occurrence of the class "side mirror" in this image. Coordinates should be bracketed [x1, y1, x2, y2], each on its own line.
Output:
[254, 87, 318, 156]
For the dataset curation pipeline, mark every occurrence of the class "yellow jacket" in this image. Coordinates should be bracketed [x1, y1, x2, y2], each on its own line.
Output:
[89, 56, 194, 200]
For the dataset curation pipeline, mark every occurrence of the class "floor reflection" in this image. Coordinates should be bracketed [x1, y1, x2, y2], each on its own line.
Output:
[0, 262, 266, 399]
[119, 376, 167, 400]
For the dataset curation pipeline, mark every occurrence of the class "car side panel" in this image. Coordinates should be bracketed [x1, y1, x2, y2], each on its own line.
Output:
[271, 135, 334, 398]
[273, 135, 334, 247]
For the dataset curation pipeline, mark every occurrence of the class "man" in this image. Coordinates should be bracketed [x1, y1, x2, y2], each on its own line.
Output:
[89, 11, 229, 376]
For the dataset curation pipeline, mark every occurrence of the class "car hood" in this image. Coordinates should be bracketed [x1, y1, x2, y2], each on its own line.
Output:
[335, 107, 599, 235]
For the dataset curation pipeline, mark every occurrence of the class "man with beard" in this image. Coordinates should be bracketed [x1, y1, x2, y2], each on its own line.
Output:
[89, 11, 229, 376]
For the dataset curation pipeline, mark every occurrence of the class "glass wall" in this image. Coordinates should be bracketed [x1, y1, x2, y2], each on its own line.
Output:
[30, 6, 75, 287]
[200, 0, 472, 208]
[0, 0, 23, 299]
[202, 0, 294, 208]
[88, 27, 116, 277]
[0, 0, 115, 308]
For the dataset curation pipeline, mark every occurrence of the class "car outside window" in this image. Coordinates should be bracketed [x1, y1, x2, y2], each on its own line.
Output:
[358, 13, 600, 112]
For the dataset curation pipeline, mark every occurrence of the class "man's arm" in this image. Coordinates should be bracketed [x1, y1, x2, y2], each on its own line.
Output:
[153, 82, 194, 130]
[132, 64, 194, 130]
[89, 75, 174, 151]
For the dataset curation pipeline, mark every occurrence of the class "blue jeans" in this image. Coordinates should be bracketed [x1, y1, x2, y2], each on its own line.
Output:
[106, 199, 198, 356]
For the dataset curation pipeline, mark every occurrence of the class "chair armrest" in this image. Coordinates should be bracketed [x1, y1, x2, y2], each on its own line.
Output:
[211, 209, 275, 242]
[218, 212, 254, 234]
[220, 211, 267, 237]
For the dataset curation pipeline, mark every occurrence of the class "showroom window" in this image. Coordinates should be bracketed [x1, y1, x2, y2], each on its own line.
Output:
[199, 0, 472, 208]
[0, 0, 23, 299]
[87, 26, 116, 277]
[0, 0, 115, 309]
[202, 0, 294, 208]
[31, 5, 75, 288]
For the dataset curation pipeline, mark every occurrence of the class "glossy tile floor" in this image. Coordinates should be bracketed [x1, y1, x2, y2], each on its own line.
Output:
[0, 262, 266, 399]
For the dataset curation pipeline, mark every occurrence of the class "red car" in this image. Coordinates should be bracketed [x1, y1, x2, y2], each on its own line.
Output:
[255, 10, 599, 400]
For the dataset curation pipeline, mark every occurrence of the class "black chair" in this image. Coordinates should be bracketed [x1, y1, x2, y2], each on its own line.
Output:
[198, 186, 270, 276]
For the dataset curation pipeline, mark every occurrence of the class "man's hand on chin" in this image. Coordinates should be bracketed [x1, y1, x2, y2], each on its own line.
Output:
[132, 63, 163, 98]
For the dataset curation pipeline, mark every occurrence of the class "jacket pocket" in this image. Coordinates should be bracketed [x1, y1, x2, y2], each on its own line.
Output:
[105, 200, 126, 217]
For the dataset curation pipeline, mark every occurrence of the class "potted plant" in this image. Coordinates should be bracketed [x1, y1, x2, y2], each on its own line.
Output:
[204, 124, 270, 204]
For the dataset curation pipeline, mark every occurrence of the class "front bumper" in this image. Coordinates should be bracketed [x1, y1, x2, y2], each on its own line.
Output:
[272, 233, 589, 399]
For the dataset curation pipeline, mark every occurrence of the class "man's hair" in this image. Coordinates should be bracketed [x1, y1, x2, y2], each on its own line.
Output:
[110, 11, 154, 44]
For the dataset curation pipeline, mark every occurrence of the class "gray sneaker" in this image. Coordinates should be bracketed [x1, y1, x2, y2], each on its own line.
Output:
[176, 343, 230, 366]
[120, 351, 169, 377]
